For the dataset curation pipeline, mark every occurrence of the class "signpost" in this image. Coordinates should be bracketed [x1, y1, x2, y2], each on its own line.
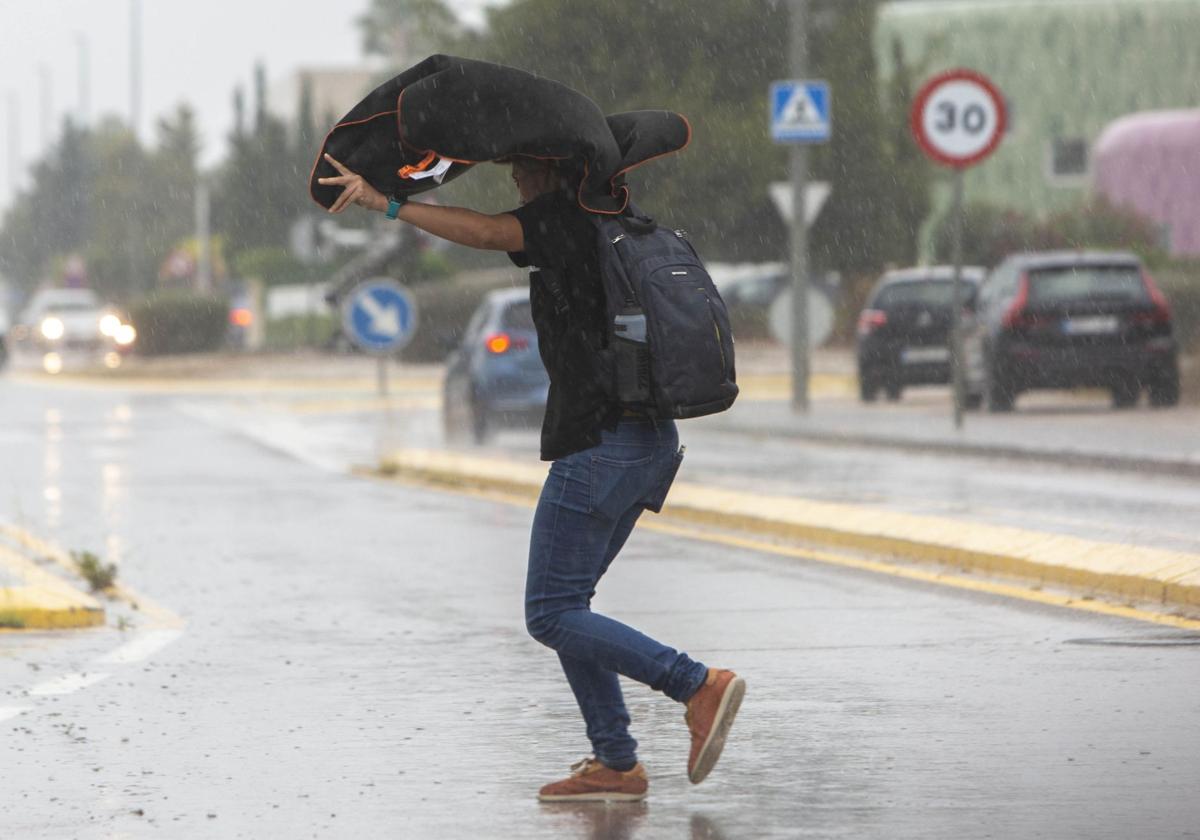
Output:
[910, 69, 1007, 429]
[771, 1, 830, 413]
[340, 278, 417, 396]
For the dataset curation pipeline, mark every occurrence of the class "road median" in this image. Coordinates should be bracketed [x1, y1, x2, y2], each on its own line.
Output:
[377, 448, 1200, 612]
[0, 540, 104, 630]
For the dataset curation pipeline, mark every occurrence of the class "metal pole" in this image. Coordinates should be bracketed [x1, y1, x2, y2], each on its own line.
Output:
[77, 34, 90, 128]
[38, 65, 52, 150]
[790, 0, 810, 413]
[377, 356, 389, 398]
[949, 168, 966, 430]
[129, 0, 142, 138]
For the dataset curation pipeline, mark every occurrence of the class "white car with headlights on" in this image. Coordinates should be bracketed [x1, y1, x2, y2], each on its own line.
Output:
[9, 288, 136, 372]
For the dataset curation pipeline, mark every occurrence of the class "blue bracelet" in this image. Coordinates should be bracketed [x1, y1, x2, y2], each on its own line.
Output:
[385, 197, 405, 219]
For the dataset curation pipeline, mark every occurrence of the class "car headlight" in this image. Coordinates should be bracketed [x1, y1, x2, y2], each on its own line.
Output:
[99, 314, 122, 337]
[114, 324, 137, 346]
[40, 317, 65, 340]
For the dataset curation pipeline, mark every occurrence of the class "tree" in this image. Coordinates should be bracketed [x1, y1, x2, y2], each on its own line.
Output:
[808, 0, 892, 275]
[882, 36, 931, 267]
[448, 0, 791, 261]
[0, 108, 205, 303]
[357, 0, 461, 67]
[212, 64, 306, 261]
[0, 120, 94, 294]
[429, 0, 932, 274]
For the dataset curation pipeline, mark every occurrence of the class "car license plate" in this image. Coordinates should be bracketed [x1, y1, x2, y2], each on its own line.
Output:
[1062, 316, 1119, 335]
[901, 346, 950, 364]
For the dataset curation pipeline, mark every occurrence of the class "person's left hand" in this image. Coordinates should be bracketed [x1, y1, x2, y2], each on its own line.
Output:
[318, 154, 386, 213]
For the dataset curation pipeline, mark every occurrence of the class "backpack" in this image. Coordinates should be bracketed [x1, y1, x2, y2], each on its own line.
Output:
[589, 206, 738, 419]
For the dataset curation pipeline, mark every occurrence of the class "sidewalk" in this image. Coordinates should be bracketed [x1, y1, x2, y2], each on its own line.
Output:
[726, 344, 1200, 477]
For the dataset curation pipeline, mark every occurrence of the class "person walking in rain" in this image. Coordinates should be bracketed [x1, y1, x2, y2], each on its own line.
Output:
[319, 152, 745, 802]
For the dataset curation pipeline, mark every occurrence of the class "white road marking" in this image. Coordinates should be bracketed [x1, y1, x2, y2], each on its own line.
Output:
[29, 672, 110, 697]
[95, 629, 182, 665]
[0, 707, 31, 723]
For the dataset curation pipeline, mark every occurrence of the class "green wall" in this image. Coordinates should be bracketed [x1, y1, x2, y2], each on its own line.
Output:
[878, 0, 1200, 219]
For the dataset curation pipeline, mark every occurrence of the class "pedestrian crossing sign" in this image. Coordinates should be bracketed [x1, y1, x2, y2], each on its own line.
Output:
[770, 80, 831, 143]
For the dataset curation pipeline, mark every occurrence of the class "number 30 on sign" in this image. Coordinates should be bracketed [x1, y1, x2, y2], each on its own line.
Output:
[910, 69, 1007, 169]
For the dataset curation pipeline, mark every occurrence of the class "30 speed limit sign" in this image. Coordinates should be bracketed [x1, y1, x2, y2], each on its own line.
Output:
[911, 69, 1006, 168]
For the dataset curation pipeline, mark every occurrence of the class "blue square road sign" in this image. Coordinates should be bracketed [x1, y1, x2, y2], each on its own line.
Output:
[770, 80, 831, 143]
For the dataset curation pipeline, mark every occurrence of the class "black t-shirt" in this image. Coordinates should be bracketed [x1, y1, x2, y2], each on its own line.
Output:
[507, 190, 622, 461]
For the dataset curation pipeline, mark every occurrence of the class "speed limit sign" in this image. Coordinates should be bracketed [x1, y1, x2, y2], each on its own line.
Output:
[911, 69, 1007, 168]
[910, 69, 1007, 430]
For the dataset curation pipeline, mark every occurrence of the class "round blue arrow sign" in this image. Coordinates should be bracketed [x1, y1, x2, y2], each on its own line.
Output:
[340, 278, 418, 354]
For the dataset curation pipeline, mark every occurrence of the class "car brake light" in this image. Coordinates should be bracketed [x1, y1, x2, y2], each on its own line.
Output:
[1136, 271, 1172, 324]
[857, 309, 887, 336]
[485, 332, 529, 354]
[1001, 272, 1031, 329]
[230, 307, 253, 327]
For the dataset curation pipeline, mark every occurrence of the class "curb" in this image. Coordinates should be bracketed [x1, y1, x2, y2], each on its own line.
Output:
[0, 543, 105, 630]
[718, 425, 1200, 480]
[377, 449, 1200, 611]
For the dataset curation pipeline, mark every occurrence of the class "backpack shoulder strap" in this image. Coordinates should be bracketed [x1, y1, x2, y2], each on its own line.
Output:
[587, 203, 657, 236]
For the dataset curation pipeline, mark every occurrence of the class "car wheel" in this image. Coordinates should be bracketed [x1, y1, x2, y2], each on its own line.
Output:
[985, 360, 1015, 413]
[1148, 367, 1181, 408]
[470, 399, 491, 444]
[442, 379, 474, 444]
[1110, 376, 1140, 409]
[859, 372, 879, 403]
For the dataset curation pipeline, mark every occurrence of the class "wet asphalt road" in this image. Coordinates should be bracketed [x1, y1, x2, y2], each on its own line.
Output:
[1, 377, 1199, 839]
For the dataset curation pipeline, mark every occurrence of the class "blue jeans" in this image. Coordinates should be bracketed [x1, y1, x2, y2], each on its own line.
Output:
[525, 418, 709, 771]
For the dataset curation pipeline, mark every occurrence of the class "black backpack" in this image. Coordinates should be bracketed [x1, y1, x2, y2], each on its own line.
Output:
[589, 206, 738, 419]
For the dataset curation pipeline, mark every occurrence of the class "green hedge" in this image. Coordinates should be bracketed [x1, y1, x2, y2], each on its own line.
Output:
[129, 291, 229, 356]
[265, 314, 338, 351]
[932, 199, 1166, 270]
[1156, 266, 1200, 355]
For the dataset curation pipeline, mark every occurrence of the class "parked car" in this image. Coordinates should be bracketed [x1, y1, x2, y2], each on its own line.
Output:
[963, 251, 1180, 411]
[856, 266, 983, 402]
[8, 287, 136, 371]
[442, 287, 548, 443]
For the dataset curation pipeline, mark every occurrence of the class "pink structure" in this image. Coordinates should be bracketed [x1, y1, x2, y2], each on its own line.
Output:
[1092, 110, 1200, 258]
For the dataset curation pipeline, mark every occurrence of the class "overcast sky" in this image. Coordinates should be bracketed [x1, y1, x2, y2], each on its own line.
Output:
[0, 0, 499, 213]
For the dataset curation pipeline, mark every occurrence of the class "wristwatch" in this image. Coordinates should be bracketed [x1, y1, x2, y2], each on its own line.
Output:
[385, 194, 407, 219]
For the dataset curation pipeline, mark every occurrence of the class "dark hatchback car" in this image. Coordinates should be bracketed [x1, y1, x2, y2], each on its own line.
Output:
[442, 287, 549, 443]
[964, 251, 1180, 411]
[856, 266, 983, 401]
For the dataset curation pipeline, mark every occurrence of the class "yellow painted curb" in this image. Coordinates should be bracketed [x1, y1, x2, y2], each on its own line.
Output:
[377, 448, 1200, 611]
[736, 372, 857, 401]
[0, 543, 106, 630]
[0, 525, 183, 631]
[0, 586, 105, 630]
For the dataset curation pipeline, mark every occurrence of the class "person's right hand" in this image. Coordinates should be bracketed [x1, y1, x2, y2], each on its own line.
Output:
[318, 154, 387, 214]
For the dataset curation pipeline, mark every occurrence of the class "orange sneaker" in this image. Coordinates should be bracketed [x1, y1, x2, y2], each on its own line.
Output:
[685, 668, 746, 784]
[537, 757, 649, 802]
